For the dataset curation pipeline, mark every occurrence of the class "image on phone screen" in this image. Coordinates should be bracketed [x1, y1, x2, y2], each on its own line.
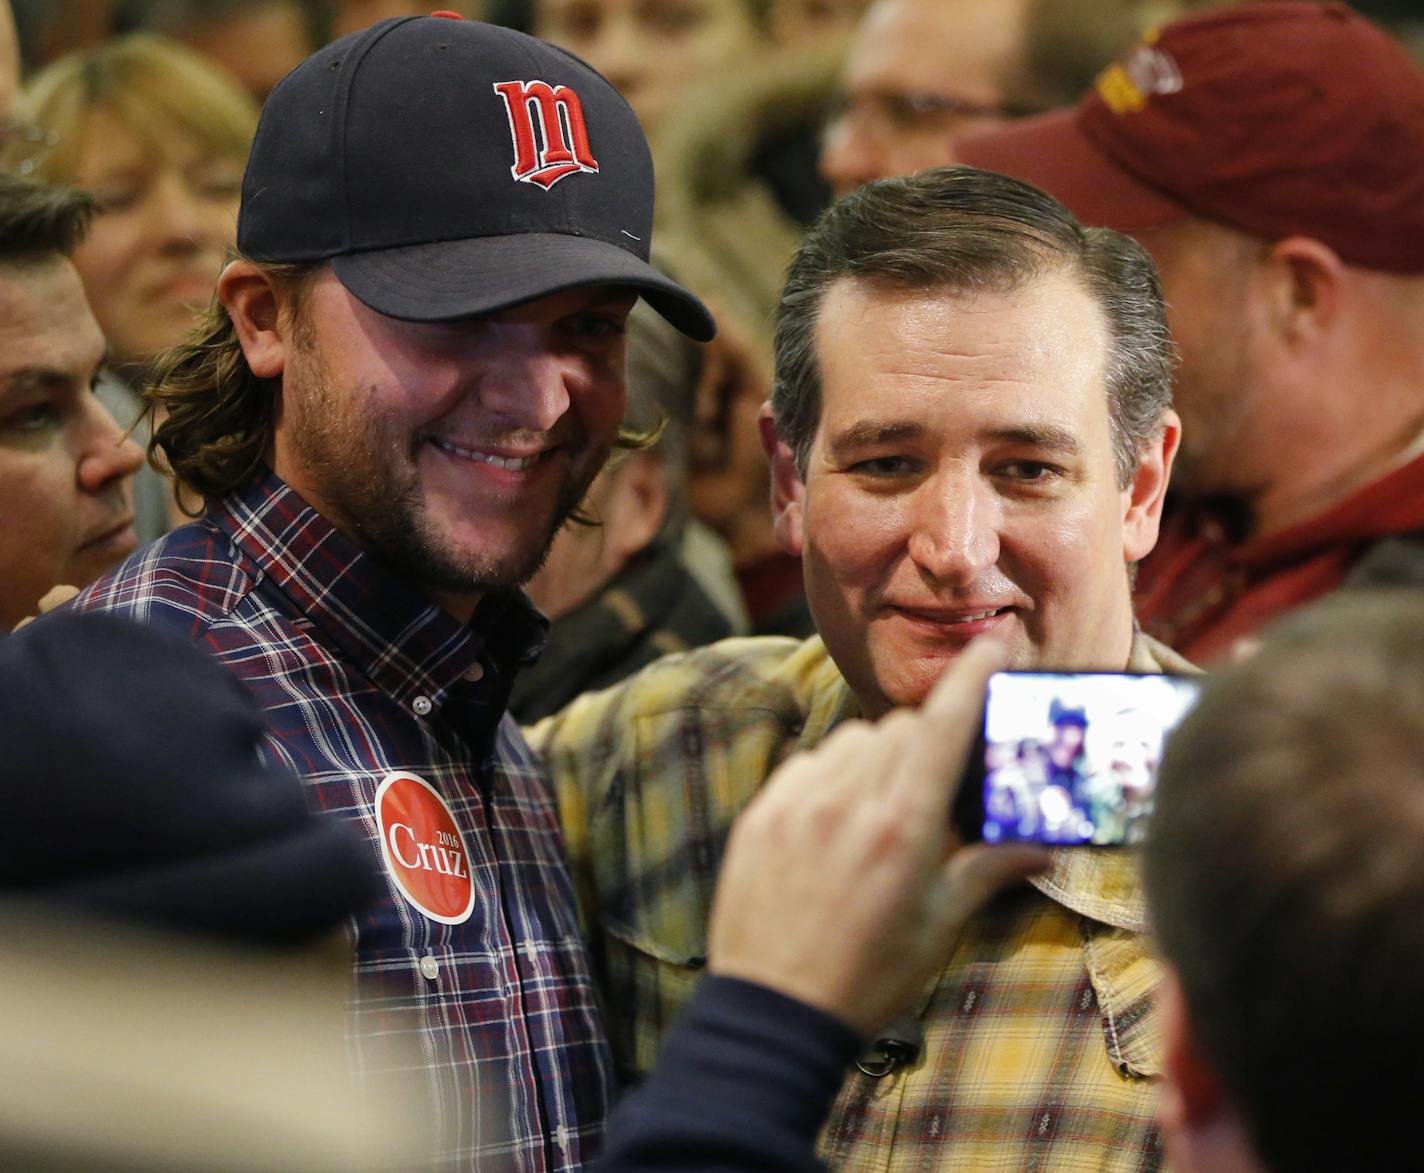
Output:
[963, 671, 1202, 847]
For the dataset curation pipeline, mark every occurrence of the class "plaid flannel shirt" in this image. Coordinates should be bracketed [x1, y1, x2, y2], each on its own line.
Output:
[72, 471, 613, 1172]
[529, 631, 1196, 1172]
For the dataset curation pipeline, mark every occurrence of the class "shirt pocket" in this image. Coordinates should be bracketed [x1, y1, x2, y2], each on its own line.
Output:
[1083, 922, 1163, 1078]
[595, 913, 708, 1084]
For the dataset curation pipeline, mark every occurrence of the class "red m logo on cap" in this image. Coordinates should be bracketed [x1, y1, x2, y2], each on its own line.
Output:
[493, 80, 600, 190]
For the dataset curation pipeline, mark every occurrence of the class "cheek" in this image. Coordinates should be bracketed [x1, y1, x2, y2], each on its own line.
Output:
[804, 485, 903, 585]
[1035, 496, 1129, 607]
[200, 199, 241, 248]
[74, 222, 138, 287]
[0, 457, 69, 570]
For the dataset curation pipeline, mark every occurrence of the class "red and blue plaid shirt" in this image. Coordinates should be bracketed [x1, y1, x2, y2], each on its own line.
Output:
[73, 470, 613, 1170]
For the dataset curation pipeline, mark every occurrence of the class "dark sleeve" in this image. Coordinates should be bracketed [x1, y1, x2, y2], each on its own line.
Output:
[596, 974, 862, 1173]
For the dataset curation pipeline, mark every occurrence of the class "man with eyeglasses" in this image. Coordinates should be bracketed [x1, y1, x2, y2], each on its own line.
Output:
[819, 0, 1156, 196]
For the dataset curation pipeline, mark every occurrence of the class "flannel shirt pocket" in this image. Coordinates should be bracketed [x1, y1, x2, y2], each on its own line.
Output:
[597, 914, 708, 1083]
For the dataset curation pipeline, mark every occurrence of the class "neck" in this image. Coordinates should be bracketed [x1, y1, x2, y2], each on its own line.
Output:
[1247, 395, 1424, 537]
[1248, 274, 1424, 535]
[428, 587, 482, 626]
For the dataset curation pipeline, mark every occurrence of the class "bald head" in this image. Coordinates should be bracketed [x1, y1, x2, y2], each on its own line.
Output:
[819, 0, 1032, 196]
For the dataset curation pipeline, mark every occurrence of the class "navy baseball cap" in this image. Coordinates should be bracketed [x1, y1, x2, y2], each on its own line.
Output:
[0, 614, 379, 946]
[238, 13, 716, 340]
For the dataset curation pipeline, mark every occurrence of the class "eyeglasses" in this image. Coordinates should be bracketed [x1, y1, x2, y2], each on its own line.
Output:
[823, 88, 1045, 137]
[0, 121, 59, 176]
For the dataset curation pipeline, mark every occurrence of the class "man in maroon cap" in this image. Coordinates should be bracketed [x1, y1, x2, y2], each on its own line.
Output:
[958, 1, 1424, 663]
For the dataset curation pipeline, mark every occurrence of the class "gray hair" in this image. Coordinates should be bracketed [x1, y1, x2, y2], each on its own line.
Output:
[772, 165, 1174, 488]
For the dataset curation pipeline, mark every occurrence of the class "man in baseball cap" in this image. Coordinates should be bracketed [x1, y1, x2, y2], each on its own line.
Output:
[69, 12, 710, 1167]
[957, 2, 1424, 663]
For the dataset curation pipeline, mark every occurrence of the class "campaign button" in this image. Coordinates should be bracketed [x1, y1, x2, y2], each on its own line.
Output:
[375, 772, 475, 925]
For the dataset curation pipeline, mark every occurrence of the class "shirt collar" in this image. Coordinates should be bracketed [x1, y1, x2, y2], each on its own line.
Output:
[1027, 630, 1199, 931]
[213, 470, 547, 717]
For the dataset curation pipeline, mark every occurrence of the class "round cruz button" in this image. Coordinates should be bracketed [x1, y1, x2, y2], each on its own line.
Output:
[375, 772, 476, 925]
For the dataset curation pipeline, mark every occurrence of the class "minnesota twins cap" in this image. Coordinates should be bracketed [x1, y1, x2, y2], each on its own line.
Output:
[956, 3, 1424, 273]
[238, 13, 716, 340]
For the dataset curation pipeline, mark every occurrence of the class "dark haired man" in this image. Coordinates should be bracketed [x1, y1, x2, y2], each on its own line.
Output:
[958, 2, 1424, 663]
[1146, 592, 1424, 1173]
[0, 173, 142, 630]
[68, 14, 714, 1168]
[533, 165, 1188, 1170]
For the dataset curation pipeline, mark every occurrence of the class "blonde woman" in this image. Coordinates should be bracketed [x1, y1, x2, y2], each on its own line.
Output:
[6, 34, 258, 534]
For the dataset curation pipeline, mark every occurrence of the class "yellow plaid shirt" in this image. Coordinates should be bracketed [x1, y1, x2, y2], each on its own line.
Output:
[529, 632, 1195, 1172]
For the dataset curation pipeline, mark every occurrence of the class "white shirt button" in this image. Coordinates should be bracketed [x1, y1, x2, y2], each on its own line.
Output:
[463, 662, 485, 682]
[412, 695, 433, 716]
[419, 954, 440, 981]
[554, 1124, 570, 1154]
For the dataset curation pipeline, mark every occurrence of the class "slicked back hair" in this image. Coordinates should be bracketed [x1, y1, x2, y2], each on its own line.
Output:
[772, 165, 1173, 488]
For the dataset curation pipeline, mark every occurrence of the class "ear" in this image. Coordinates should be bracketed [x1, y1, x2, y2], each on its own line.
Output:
[1158, 968, 1223, 1132]
[759, 402, 805, 557]
[1264, 236, 1342, 351]
[1122, 409, 1180, 563]
[603, 450, 669, 562]
[217, 258, 291, 380]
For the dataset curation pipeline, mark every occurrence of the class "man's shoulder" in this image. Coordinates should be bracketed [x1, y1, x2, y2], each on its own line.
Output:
[526, 632, 845, 756]
[70, 520, 256, 640]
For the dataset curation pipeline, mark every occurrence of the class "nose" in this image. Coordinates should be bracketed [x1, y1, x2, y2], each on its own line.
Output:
[145, 171, 225, 254]
[475, 347, 585, 434]
[904, 472, 1001, 588]
[582, 17, 644, 109]
[819, 106, 884, 196]
[77, 395, 144, 496]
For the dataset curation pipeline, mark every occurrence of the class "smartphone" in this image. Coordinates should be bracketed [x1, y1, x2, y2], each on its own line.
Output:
[953, 670, 1203, 847]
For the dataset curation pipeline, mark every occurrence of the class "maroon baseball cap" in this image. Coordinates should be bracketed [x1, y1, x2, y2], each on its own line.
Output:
[956, 2, 1424, 273]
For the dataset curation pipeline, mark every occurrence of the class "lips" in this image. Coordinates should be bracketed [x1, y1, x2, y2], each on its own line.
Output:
[78, 516, 137, 557]
[430, 438, 545, 470]
[893, 604, 1014, 625]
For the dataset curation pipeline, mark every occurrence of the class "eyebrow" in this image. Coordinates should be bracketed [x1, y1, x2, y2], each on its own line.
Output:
[983, 423, 1083, 456]
[827, 420, 925, 454]
[0, 350, 111, 400]
[827, 420, 1084, 457]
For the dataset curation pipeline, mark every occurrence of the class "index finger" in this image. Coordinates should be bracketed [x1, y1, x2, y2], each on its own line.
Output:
[888, 636, 1008, 822]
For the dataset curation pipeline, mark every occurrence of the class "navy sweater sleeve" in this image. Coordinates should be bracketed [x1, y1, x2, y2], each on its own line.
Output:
[596, 975, 862, 1172]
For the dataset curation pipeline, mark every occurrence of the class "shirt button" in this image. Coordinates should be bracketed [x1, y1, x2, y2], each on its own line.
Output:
[412, 695, 433, 716]
[419, 954, 440, 981]
[462, 662, 485, 683]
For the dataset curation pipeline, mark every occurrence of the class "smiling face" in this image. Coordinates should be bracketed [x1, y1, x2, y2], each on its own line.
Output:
[0, 258, 142, 629]
[771, 271, 1174, 716]
[70, 109, 244, 367]
[264, 271, 635, 621]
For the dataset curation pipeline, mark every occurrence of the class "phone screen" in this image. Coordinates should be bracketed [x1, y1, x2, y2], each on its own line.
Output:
[956, 671, 1203, 847]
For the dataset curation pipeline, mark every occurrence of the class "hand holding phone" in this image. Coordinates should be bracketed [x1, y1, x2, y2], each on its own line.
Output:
[953, 670, 1202, 847]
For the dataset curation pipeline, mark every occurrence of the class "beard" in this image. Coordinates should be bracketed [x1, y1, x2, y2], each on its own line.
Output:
[283, 357, 605, 598]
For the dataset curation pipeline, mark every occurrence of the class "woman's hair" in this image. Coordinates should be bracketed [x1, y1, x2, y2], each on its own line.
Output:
[7, 33, 258, 181]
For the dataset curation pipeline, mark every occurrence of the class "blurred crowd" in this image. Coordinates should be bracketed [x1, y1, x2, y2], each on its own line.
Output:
[3, 0, 1424, 1170]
